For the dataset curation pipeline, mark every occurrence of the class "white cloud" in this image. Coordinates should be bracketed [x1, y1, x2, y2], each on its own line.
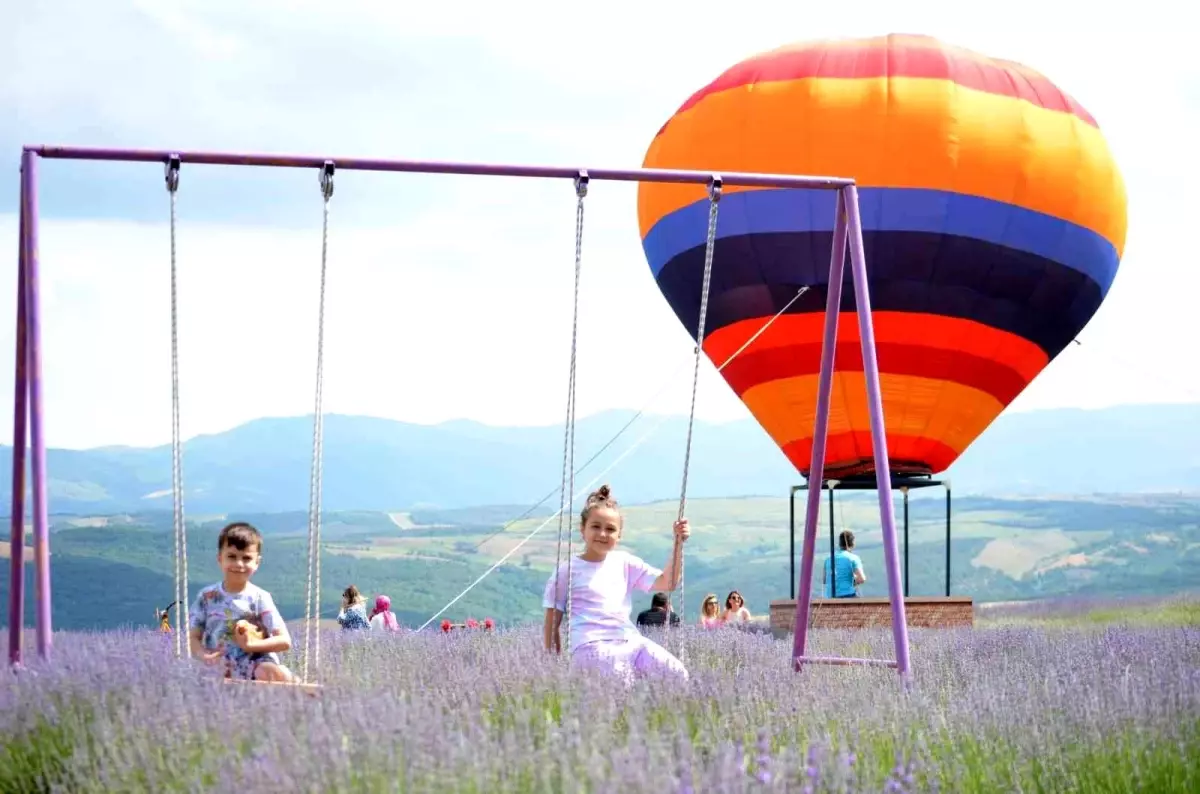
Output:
[0, 187, 740, 449]
[1, 0, 1196, 449]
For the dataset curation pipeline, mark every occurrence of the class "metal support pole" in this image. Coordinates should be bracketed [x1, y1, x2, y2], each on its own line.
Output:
[903, 487, 910, 597]
[19, 150, 51, 660]
[828, 485, 837, 598]
[945, 483, 952, 597]
[7, 162, 30, 666]
[844, 184, 910, 682]
[789, 487, 796, 598]
[791, 190, 848, 671]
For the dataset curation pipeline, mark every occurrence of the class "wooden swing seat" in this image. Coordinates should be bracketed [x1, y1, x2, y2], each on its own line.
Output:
[222, 677, 322, 696]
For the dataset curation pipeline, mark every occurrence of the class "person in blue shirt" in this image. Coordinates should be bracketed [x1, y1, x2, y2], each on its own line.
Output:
[823, 530, 866, 598]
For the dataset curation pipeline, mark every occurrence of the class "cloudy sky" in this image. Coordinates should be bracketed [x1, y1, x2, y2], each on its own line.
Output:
[2, 0, 1197, 450]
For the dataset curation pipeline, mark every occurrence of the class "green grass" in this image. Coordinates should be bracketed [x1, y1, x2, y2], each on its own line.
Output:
[1080, 599, 1200, 627]
[0, 715, 81, 794]
[7, 701, 1196, 793]
[978, 597, 1200, 629]
[919, 722, 1200, 794]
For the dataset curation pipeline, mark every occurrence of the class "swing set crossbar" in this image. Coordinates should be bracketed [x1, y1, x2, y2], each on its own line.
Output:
[23, 144, 854, 188]
[9, 143, 913, 687]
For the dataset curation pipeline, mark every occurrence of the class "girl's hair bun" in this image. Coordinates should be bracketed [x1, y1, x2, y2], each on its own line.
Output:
[580, 484, 619, 523]
[588, 484, 613, 504]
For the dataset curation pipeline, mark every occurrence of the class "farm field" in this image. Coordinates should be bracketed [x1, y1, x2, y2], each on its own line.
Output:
[2, 595, 1197, 792]
[4, 494, 1199, 634]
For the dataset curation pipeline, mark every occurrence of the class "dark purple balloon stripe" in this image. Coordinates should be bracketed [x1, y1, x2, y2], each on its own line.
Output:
[654, 230, 1103, 358]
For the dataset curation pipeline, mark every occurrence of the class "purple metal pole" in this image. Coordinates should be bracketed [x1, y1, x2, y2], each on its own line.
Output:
[797, 655, 899, 669]
[843, 185, 911, 681]
[7, 164, 30, 666]
[25, 145, 851, 190]
[791, 190, 849, 671]
[21, 151, 51, 660]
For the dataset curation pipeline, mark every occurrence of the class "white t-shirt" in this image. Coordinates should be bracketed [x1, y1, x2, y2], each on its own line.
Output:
[542, 550, 662, 654]
[369, 612, 398, 631]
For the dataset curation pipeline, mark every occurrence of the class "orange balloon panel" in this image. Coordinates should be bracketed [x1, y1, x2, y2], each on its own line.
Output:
[709, 314, 1036, 476]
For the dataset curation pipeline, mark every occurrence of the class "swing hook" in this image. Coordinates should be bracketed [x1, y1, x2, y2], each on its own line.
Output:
[574, 170, 589, 199]
[165, 154, 181, 194]
[319, 160, 335, 201]
[707, 174, 722, 203]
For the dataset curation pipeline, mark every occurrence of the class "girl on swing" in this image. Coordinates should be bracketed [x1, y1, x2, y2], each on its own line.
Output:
[542, 484, 690, 682]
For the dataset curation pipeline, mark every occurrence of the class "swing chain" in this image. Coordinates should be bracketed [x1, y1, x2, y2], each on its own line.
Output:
[165, 153, 188, 658]
[678, 175, 721, 509]
[691, 177, 721, 369]
[302, 161, 334, 684]
[554, 171, 587, 655]
[673, 174, 722, 633]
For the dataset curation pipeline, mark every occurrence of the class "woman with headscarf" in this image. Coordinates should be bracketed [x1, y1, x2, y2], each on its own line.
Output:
[369, 594, 400, 632]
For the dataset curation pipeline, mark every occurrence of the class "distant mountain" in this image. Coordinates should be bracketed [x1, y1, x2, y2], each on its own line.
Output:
[2, 402, 1200, 515]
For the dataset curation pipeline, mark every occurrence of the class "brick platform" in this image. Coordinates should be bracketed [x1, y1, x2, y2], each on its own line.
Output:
[769, 596, 974, 633]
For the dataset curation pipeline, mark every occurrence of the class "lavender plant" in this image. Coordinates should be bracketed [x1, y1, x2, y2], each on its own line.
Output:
[1, 620, 1197, 793]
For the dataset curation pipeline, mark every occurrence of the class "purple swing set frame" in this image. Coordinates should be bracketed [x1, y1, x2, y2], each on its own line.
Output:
[7, 145, 912, 681]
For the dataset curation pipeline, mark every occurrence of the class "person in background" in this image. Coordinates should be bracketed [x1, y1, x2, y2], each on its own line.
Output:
[636, 592, 681, 629]
[722, 590, 752, 623]
[699, 594, 722, 628]
[369, 594, 401, 631]
[155, 601, 176, 633]
[337, 584, 371, 630]
[823, 529, 866, 598]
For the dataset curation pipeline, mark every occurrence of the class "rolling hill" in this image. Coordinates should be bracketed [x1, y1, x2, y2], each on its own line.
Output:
[2, 402, 1198, 633]
[2, 492, 1198, 632]
[1, 402, 1200, 517]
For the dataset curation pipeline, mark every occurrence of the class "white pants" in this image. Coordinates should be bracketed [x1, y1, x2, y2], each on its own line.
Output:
[573, 634, 688, 684]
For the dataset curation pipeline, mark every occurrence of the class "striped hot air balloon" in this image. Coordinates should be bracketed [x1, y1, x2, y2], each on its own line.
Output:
[638, 33, 1127, 479]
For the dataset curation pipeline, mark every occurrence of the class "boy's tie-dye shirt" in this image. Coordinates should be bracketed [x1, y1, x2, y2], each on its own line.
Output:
[189, 582, 286, 676]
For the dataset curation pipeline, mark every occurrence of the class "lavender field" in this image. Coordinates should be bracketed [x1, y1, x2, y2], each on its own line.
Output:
[3, 615, 1198, 793]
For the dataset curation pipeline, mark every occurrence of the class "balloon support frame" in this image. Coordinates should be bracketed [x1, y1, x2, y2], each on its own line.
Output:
[8, 145, 912, 683]
[789, 473, 953, 600]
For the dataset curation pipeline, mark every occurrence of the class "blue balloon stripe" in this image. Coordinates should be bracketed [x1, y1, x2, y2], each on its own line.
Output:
[641, 187, 1119, 296]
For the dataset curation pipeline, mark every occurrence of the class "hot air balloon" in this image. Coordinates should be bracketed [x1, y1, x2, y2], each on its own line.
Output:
[638, 33, 1127, 479]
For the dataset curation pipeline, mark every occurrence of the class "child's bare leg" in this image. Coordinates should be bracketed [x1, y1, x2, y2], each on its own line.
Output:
[254, 662, 296, 683]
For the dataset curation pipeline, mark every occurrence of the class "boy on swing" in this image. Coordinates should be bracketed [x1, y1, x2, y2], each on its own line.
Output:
[189, 521, 297, 683]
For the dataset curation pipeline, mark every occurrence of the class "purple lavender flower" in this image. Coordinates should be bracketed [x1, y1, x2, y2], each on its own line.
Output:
[0, 613, 1194, 792]
[754, 729, 772, 784]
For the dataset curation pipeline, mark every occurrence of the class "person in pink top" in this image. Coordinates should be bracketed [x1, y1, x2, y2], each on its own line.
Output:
[542, 483, 691, 682]
[700, 593, 723, 628]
